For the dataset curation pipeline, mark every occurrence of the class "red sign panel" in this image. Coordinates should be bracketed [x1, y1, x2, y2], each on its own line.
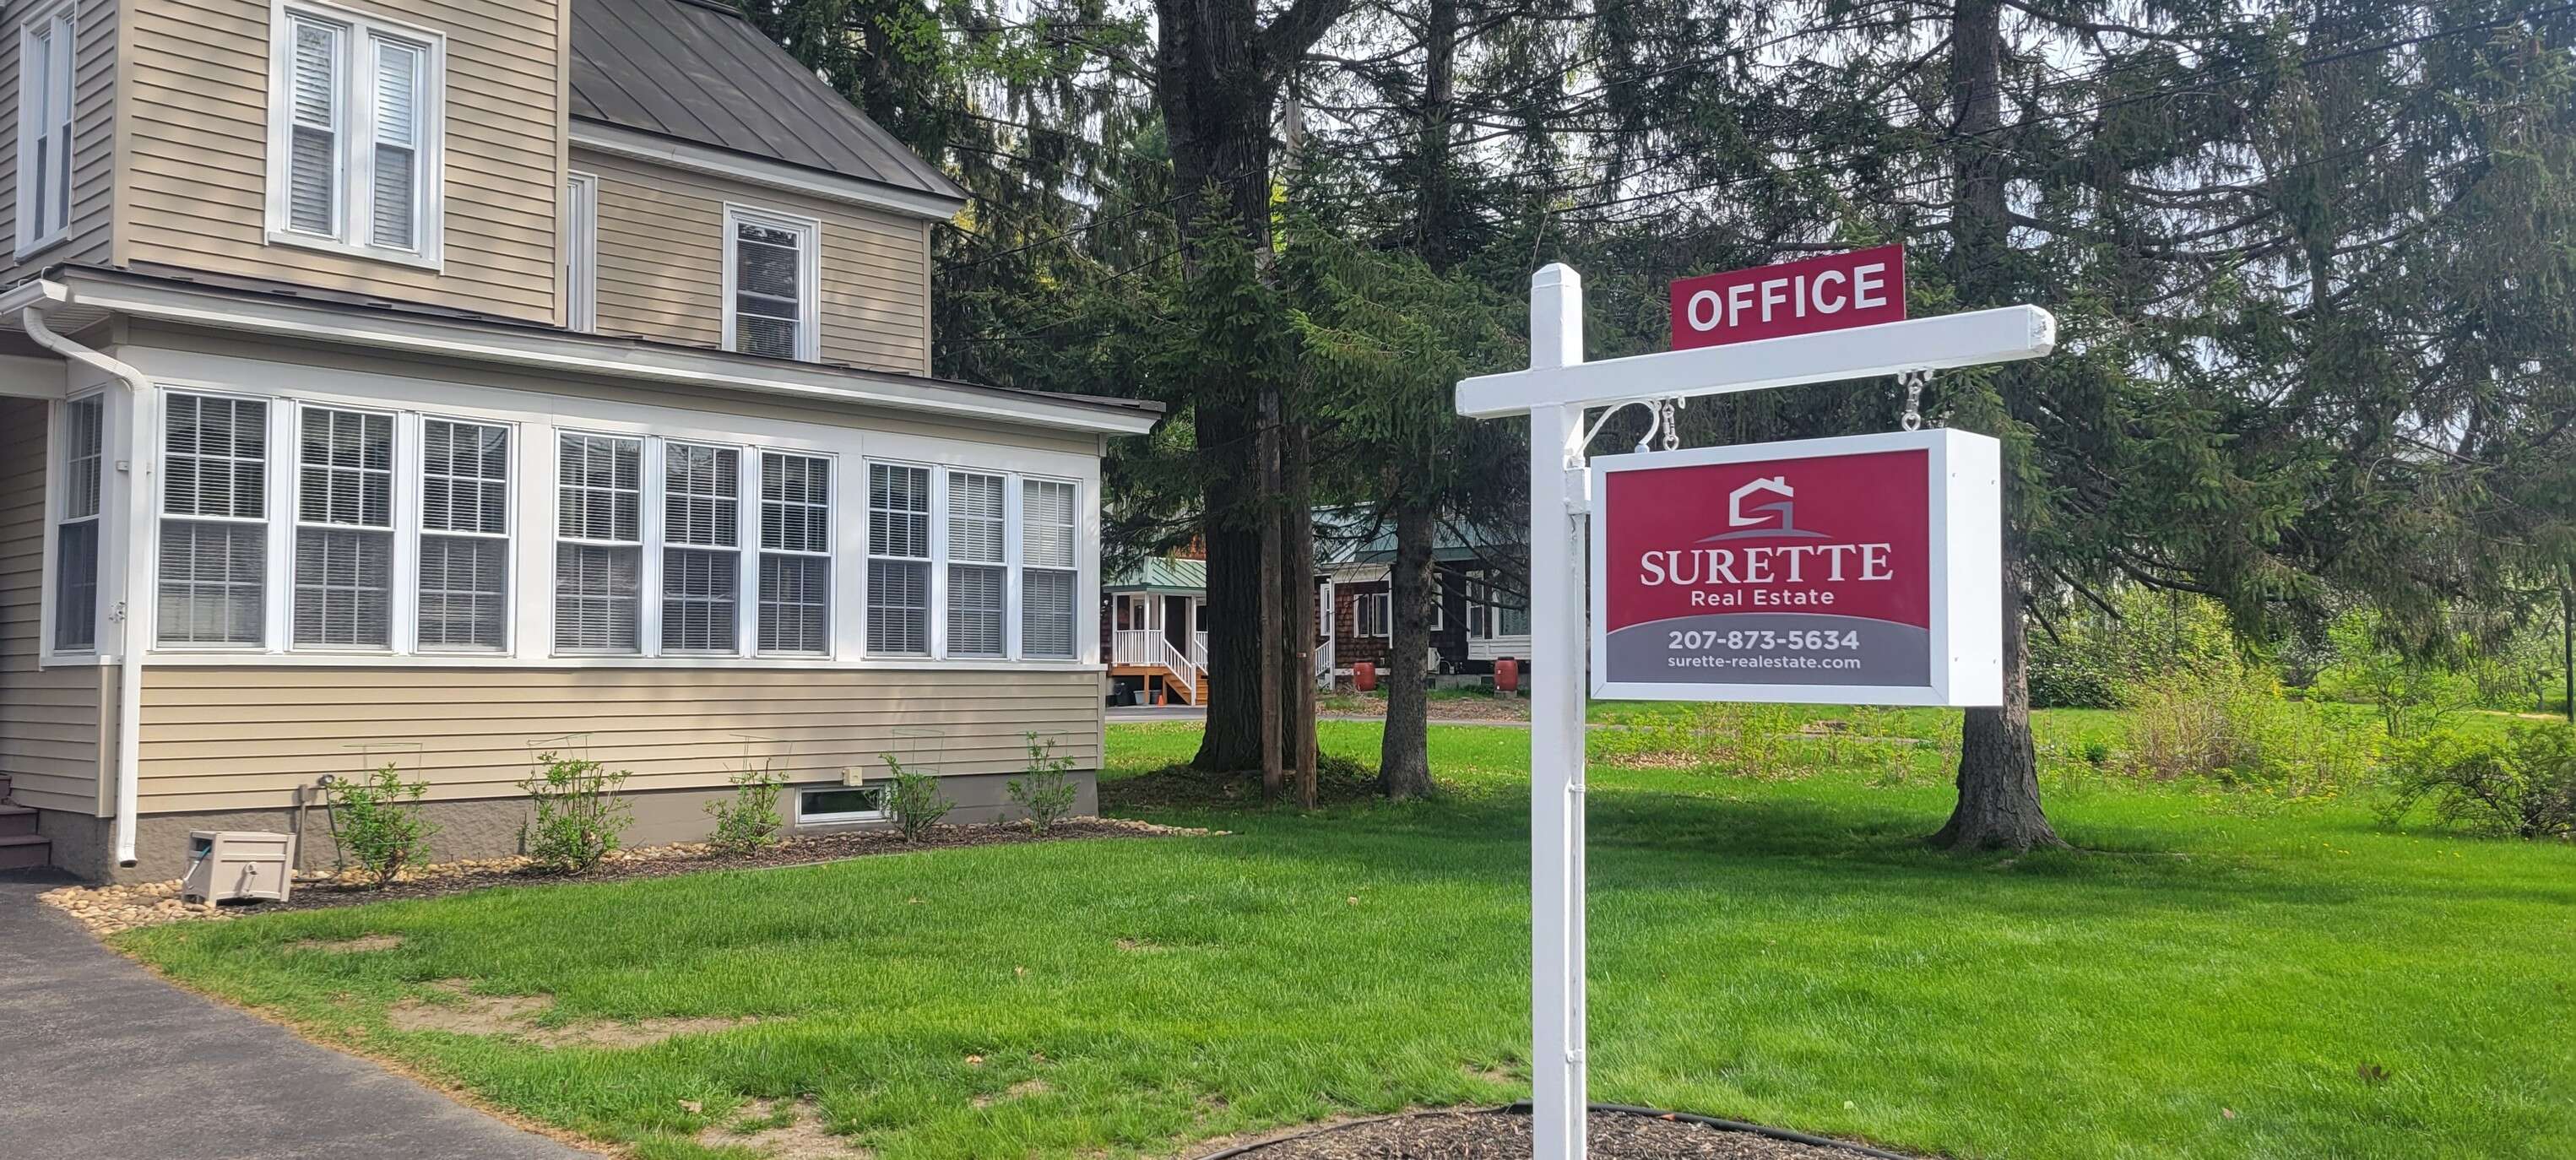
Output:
[1668, 245, 1906, 350]
[1586, 430, 2003, 704]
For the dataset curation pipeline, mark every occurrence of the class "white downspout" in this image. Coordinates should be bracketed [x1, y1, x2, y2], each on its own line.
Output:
[20, 297, 153, 867]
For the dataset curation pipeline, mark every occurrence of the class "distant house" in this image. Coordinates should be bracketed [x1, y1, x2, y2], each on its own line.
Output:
[1102, 556, 1207, 704]
[1320, 522, 1528, 680]
[0, 0, 1158, 881]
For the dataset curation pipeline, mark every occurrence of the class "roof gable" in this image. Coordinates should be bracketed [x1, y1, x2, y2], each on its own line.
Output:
[570, 0, 966, 207]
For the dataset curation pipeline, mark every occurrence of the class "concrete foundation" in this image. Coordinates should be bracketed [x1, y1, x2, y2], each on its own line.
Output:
[41, 770, 1098, 883]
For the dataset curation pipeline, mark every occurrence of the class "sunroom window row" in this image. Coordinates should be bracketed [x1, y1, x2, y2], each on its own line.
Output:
[142, 393, 1082, 662]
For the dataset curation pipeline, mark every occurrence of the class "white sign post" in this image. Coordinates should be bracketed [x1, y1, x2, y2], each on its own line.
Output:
[1455, 263, 2054, 1160]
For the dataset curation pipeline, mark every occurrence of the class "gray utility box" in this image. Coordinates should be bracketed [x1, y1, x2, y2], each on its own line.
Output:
[181, 831, 296, 904]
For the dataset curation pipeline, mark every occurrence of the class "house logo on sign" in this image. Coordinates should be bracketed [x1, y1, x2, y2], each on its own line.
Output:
[1704, 476, 1827, 541]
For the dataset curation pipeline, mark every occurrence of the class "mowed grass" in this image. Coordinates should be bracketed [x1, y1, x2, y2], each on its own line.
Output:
[121, 714, 2576, 1160]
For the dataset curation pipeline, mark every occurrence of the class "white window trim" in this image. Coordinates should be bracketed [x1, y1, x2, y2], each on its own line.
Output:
[864, 458, 932, 658]
[41, 390, 105, 657]
[122, 371, 1105, 671]
[262, 0, 447, 269]
[656, 438, 744, 657]
[796, 783, 887, 825]
[1017, 477, 1080, 660]
[1359, 590, 1392, 637]
[941, 468, 1007, 660]
[563, 171, 598, 332]
[551, 429, 646, 656]
[415, 414, 516, 653]
[287, 400, 401, 653]
[14, 1, 75, 259]
[757, 449, 834, 657]
[153, 389, 279, 653]
[720, 202, 822, 363]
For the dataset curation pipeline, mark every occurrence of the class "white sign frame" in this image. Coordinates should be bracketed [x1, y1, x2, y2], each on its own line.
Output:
[1586, 429, 2003, 706]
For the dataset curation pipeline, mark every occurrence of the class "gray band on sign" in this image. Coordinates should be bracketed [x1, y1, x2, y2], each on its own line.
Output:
[1603, 612, 1931, 687]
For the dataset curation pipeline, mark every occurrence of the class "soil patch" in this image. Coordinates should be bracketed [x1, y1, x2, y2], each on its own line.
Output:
[386, 978, 762, 1049]
[1200, 1108, 1911, 1159]
[41, 818, 1208, 936]
[971, 1078, 1054, 1109]
[291, 934, 405, 953]
[700, 1097, 873, 1159]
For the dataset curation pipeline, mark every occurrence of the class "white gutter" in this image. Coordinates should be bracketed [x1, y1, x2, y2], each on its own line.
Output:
[14, 279, 151, 867]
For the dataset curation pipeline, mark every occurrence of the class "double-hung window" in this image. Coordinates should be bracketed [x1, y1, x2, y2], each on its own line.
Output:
[865, 463, 930, 655]
[555, 433, 642, 653]
[1358, 591, 1391, 637]
[15, 2, 73, 256]
[661, 443, 740, 653]
[945, 471, 1006, 658]
[419, 419, 509, 651]
[1019, 480, 1078, 659]
[723, 204, 820, 361]
[52, 394, 102, 651]
[159, 395, 270, 647]
[759, 453, 831, 653]
[269, 4, 442, 263]
[293, 406, 395, 648]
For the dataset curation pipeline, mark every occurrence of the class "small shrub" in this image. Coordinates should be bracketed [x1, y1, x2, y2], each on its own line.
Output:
[880, 754, 952, 842]
[1008, 733, 1081, 833]
[2382, 724, 2576, 839]
[704, 756, 787, 854]
[2123, 666, 2378, 797]
[328, 763, 437, 886]
[2313, 610, 2476, 739]
[520, 751, 634, 873]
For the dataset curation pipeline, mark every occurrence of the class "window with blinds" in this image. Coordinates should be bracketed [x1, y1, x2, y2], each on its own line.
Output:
[724, 208, 818, 361]
[16, 3, 74, 252]
[866, 463, 930, 655]
[159, 394, 270, 646]
[556, 433, 641, 652]
[270, 8, 441, 259]
[662, 442, 740, 653]
[760, 453, 830, 653]
[419, 419, 509, 651]
[52, 395, 102, 651]
[1020, 479, 1078, 659]
[293, 407, 395, 648]
[945, 471, 1006, 657]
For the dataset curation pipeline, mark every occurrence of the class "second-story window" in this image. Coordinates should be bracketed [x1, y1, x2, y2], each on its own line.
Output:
[15, 2, 74, 256]
[268, 4, 443, 264]
[723, 205, 821, 362]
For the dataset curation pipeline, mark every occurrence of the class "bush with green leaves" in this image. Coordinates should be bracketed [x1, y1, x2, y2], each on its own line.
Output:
[2122, 666, 2378, 799]
[520, 752, 634, 873]
[2382, 723, 2576, 839]
[2313, 610, 2476, 740]
[703, 756, 787, 854]
[328, 762, 437, 886]
[1008, 733, 1082, 833]
[2031, 588, 2245, 709]
[879, 754, 952, 842]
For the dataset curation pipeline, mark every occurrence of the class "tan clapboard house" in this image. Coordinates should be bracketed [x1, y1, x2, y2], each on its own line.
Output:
[0, 0, 1157, 881]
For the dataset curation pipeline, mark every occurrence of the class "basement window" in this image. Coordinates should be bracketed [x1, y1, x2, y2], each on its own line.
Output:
[797, 785, 887, 824]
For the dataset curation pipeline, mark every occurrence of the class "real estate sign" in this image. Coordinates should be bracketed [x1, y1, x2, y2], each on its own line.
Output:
[1667, 244, 1906, 350]
[1587, 429, 2003, 706]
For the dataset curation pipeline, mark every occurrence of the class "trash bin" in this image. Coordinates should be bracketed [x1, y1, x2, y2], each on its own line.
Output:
[180, 830, 296, 904]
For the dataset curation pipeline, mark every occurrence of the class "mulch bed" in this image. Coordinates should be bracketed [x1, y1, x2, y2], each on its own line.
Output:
[42, 818, 1211, 935]
[1203, 1108, 1913, 1159]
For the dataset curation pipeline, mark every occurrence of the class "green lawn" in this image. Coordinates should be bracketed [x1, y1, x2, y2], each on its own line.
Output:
[121, 714, 2576, 1160]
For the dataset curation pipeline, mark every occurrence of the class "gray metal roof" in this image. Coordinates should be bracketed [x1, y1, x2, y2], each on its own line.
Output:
[570, 0, 967, 206]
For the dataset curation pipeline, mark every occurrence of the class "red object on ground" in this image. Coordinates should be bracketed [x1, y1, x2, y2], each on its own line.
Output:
[1495, 658, 1520, 693]
[1154, 686, 1167, 706]
[1353, 662, 1376, 691]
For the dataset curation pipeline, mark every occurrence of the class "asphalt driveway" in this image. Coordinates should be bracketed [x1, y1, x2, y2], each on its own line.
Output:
[0, 877, 595, 1160]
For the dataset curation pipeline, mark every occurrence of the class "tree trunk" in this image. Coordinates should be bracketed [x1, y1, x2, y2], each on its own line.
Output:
[1192, 409, 1265, 771]
[1381, 503, 1438, 798]
[1283, 417, 1320, 807]
[1933, 0, 2064, 852]
[1258, 391, 1286, 799]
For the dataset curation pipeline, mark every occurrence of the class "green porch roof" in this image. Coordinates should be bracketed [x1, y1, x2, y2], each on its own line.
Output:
[1105, 556, 1207, 593]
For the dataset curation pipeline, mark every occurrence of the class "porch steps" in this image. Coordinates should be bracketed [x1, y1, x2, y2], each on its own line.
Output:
[0, 772, 51, 870]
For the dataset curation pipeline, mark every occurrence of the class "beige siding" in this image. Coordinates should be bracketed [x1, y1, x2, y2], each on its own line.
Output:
[0, 398, 108, 815]
[578, 148, 932, 376]
[118, 0, 564, 323]
[137, 666, 1102, 811]
[0, 0, 119, 280]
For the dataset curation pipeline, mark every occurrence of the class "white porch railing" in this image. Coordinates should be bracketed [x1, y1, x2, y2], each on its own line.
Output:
[1114, 628, 1203, 701]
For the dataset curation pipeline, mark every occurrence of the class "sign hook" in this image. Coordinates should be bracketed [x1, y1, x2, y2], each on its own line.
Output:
[1899, 369, 1931, 432]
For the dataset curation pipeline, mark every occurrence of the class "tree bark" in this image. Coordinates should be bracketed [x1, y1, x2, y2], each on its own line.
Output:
[1284, 416, 1320, 807]
[1258, 392, 1286, 800]
[1158, 0, 1353, 774]
[1380, 501, 1438, 798]
[1933, 0, 2064, 852]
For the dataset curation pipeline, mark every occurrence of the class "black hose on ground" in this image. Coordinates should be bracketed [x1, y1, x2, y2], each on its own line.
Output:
[1195, 1102, 1916, 1159]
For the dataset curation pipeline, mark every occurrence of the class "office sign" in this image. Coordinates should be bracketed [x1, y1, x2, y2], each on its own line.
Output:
[1587, 429, 2002, 705]
[1668, 245, 1906, 350]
